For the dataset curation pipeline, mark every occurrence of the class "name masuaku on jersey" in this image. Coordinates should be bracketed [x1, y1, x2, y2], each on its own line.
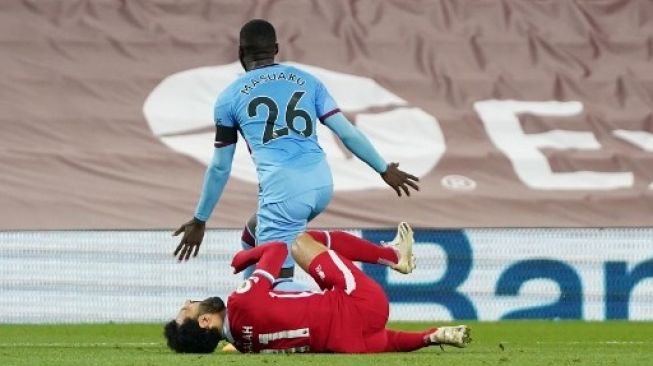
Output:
[240, 70, 307, 95]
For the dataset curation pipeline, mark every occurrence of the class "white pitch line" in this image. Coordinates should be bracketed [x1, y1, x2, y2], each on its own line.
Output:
[499, 341, 653, 345]
[539, 341, 652, 345]
[0, 342, 162, 348]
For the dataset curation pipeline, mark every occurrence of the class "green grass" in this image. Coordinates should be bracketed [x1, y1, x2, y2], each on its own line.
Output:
[1, 322, 652, 366]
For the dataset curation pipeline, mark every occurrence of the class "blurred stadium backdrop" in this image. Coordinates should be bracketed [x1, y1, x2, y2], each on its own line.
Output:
[1, 0, 653, 323]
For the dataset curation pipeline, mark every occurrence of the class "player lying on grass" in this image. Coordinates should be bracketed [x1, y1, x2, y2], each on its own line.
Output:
[165, 223, 471, 353]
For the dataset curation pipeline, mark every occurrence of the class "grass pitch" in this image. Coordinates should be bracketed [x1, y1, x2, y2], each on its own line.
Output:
[1, 321, 652, 366]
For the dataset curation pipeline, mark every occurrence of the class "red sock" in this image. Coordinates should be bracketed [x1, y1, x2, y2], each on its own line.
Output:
[307, 230, 398, 266]
[383, 329, 433, 352]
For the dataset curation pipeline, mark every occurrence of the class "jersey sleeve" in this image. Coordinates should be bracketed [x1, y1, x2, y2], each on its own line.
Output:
[231, 242, 288, 293]
[231, 269, 276, 298]
[315, 80, 340, 123]
[214, 90, 239, 147]
[322, 113, 387, 173]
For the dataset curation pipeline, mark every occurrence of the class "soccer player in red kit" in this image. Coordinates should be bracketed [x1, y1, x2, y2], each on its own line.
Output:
[165, 223, 471, 353]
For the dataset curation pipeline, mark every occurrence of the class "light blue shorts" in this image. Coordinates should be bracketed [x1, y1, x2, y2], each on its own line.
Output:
[256, 185, 333, 268]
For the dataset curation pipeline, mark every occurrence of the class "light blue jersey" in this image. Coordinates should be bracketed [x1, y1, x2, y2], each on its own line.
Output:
[196, 62, 388, 270]
[214, 64, 339, 204]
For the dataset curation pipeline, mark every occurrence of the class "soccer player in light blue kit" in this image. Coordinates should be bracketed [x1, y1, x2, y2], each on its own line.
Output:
[173, 19, 419, 290]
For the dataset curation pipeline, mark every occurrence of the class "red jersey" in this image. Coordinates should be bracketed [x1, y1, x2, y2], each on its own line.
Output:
[226, 246, 389, 353]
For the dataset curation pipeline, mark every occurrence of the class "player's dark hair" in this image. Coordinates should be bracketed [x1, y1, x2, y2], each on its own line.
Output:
[198, 296, 225, 314]
[163, 296, 225, 353]
[164, 319, 220, 353]
[239, 19, 277, 53]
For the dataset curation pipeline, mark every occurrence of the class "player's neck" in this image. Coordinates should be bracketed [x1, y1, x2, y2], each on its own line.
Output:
[244, 58, 276, 71]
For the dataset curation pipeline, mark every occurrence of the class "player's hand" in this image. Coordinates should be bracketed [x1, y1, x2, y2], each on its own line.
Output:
[172, 217, 206, 262]
[231, 250, 252, 274]
[231, 247, 261, 274]
[381, 162, 420, 197]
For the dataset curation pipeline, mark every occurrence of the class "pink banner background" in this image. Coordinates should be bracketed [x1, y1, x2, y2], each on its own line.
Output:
[1, 0, 652, 229]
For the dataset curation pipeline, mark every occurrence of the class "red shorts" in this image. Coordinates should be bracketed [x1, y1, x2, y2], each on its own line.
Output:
[308, 250, 389, 352]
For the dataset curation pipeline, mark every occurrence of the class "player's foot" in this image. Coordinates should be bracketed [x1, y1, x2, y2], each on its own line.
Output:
[387, 222, 415, 274]
[429, 325, 471, 348]
[222, 343, 238, 352]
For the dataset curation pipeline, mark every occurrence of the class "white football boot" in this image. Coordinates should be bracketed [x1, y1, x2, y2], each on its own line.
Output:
[429, 325, 472, 348]
[387, 222, 416, 274]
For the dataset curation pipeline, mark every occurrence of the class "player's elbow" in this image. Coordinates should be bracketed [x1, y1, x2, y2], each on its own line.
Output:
[327, 116, 358, 143]
[207, 161, 232, 176]
[336, 129, 357, 144]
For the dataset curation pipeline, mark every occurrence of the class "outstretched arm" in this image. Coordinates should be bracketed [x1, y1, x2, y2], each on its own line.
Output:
[323, 112, 420, 196]
[323, 112, 387, 173]
[194, 145, 235, 221]
[172, 145, 235, 261]
[231, 242, 288, 289]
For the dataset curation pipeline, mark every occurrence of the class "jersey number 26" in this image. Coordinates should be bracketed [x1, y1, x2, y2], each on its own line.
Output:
[247, 91, 313, 144]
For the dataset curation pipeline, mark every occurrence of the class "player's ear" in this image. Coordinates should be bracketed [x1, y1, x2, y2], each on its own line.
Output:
[274, 43, 279, 55]
[198, 314, 211, 329]
[239, 47, 247, 70]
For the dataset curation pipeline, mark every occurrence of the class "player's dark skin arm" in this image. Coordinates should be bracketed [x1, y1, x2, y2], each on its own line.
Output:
[381, 162, 419, 197]
[172, 217, 205, 261]
[172, 213, 257, 262]
[171, 162, 418, 262]
[324, 112, 419, 197]
[170, 35, 276, 262]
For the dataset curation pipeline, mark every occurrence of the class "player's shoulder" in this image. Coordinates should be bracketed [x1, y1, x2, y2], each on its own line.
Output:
[227, 283, 250, 305]
[229, 274, 267, 298]
[216, 77, 242, 104]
